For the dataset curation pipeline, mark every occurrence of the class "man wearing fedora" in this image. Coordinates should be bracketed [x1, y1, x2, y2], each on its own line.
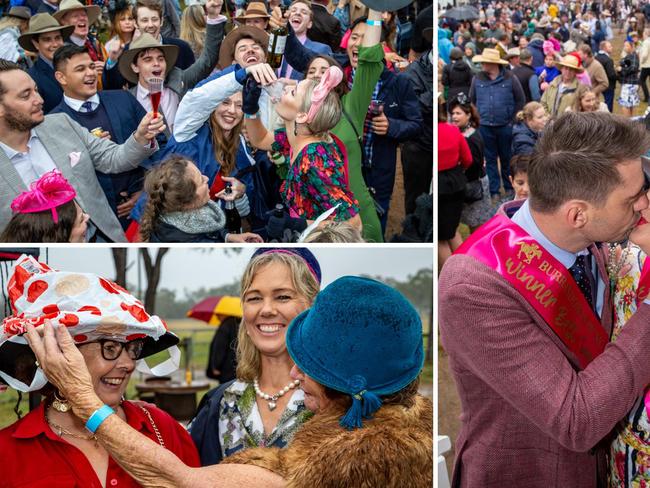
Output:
[506, 47, 521, 69]
[20, 13, 74, 113]
[469, 47, 525, 200]
[113, 0, 226, 138]
[173, 25, 272, 138]
[0, 59, 166, 242]
[234, 2, 270, 32]
[51, 44, 150, 230]
[541, 53, 582, 117]
[54, 0, 106, 85]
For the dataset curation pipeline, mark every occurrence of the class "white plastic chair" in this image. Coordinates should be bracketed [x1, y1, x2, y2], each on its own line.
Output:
[437, 435, 452, 488]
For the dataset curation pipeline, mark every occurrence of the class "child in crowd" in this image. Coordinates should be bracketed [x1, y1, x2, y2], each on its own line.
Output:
[509, 154, 531, 201]
[138, 156, 263, 243]
[0, 170, 89, 243]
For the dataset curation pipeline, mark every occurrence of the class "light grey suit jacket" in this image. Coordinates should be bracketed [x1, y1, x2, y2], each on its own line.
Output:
[0, 113, 155, 242]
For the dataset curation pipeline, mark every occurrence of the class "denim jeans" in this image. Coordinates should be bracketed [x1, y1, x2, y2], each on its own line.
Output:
[479, 124, 514, 196]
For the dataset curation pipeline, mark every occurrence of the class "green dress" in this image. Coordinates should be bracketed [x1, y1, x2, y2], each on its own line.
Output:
[332, 44, 385, 243]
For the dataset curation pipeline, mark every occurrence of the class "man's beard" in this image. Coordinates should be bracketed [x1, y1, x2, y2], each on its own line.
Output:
[4, 110, 40, 132]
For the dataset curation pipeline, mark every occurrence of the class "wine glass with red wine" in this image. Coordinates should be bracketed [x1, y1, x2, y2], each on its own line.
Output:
[147, 77, 164, 118]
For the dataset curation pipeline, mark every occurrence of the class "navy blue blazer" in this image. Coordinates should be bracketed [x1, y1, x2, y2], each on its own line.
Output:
[29, 58, 63, 114]
[279, 37, 331, 80]
[50, 90, 148, 229]
[103, 36, 195, 90]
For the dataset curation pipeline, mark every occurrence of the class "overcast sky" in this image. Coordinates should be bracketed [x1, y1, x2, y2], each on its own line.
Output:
[5, 246, 432, 296]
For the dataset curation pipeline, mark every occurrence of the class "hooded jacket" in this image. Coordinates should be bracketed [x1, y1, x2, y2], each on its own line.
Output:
[222, 394, 433, 488]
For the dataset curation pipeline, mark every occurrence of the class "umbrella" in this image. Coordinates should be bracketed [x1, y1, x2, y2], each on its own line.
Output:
[442, 5, 480, 21]
[187, 296, 242, 326]
[357, 0, 414, 13]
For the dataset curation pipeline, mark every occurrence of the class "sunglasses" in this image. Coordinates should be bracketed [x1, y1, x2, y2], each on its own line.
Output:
[90, 339, 145, 361]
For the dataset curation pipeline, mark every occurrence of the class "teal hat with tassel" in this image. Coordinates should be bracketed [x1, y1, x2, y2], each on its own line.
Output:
[286, 276, 424, 429]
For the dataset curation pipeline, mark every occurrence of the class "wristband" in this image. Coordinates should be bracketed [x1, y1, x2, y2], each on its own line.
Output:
[366, 19, 382, 26]
[85, 404, 115, 433]
[244, 113, 259, 119]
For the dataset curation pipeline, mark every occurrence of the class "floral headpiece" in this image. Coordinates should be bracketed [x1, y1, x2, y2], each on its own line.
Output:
[10, 170, 76, 223]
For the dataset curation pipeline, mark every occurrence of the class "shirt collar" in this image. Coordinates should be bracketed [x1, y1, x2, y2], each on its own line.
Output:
[511, 199, 587, 269]
[64, 93, 100, 112]
[13, 400, 153, 440]
[69, 34, 86, 46]
[0, 130, 39, 159]
[38, 53, 53, 68]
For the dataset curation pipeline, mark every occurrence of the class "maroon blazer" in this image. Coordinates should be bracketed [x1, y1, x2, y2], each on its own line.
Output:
[439, 245, 650, 487]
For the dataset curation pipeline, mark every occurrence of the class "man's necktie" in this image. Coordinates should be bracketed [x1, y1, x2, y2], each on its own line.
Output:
[569, 254, 597, 312]
[81, 101, 93, 113]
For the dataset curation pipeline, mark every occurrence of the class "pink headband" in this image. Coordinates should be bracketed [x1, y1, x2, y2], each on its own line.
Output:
[10, 170, 76, 224]
[305, 66, 343, 124]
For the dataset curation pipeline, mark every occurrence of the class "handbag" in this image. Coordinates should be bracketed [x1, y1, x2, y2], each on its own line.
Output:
[439, 165, 467, 196]
[464, 178, 484, 203]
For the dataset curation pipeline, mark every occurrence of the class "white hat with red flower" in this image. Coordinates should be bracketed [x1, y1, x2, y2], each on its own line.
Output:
[0, 255, 180, 392]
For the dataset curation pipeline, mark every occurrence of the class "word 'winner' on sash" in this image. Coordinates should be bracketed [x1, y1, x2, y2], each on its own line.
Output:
[455, 215, 608, 369]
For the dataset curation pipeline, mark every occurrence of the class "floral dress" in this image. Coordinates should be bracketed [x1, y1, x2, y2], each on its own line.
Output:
[218, 380, 313, 459]
[271, 129, 359, 221]
[609, 244, 650, 487]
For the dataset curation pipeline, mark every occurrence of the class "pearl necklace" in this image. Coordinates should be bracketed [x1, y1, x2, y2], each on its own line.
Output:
[253, 378, 300, 411]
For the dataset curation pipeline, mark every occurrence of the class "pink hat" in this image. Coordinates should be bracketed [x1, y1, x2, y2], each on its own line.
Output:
[10, 170, 76, 224]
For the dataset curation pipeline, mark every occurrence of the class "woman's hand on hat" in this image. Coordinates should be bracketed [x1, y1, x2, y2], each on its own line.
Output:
[24, 320, 96, 411]
[205, 0, 223, 18]
[135, 112, 166, 144]
[246, 63, 277, 86]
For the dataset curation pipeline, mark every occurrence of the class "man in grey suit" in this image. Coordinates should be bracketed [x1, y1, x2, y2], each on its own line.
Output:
[0, 60, 165, 243]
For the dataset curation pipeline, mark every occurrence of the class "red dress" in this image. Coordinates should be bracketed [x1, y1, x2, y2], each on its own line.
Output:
[0, 400, 200, 487]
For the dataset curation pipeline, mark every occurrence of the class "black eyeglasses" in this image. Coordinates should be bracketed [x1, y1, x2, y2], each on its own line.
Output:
[93, 339, 145, 361]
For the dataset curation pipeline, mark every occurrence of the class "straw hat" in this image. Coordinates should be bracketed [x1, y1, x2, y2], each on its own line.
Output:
[555, 53, 584, 72]
[538, 16, 551, 28]
[234, 1, 270, 21]
[6, 6, 31, 20]
[53, 0, 101, 26]
[472, 48, 509, 65]
[217, 25, 268, 69]
[118, 33, 179, 84]
[18, 13, 75, 52]
[506, 47, 521, 59]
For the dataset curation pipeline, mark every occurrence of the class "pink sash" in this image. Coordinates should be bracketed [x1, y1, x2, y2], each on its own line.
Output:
[455, 215, 608, 369]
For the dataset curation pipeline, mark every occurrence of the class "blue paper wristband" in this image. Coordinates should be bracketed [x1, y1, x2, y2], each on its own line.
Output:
[366, 20, 382, 26]
[86, 405, 115, 433]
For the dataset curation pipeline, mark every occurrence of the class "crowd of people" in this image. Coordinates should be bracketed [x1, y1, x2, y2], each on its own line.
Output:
[437, 0, 650, 263]
[439, 1, 650, 486]
[0, 249, 432, 486]
[0, 0, 433, 243]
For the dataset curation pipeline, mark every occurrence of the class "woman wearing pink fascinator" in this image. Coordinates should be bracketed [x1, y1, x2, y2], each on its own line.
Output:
[1, 170, 90, 243]
[240, 65, 362, 231]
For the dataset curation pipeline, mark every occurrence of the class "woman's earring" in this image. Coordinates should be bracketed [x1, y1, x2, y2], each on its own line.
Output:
[51, 390, 71, 412]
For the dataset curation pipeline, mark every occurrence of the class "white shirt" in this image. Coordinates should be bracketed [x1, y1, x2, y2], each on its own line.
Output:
[136, 83, 179, 130]
[0, 131, 58, 185]
[63, 93, 101, 112]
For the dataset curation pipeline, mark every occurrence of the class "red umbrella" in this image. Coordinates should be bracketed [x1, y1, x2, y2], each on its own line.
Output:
[187, 296, 242, 326]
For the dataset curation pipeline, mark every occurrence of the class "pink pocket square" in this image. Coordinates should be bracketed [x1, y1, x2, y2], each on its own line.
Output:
[69, 152, 81, 168]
